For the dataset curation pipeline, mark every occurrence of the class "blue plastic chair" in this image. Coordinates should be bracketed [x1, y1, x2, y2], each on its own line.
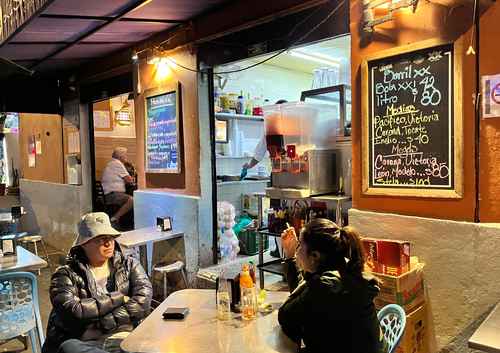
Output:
[0, 271, 45, 353]
[377, 304, 406, 353]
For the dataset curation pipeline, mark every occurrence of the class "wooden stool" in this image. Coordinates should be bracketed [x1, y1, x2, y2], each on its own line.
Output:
[153, 261, 188, 300]
[18, 235, 51, 274]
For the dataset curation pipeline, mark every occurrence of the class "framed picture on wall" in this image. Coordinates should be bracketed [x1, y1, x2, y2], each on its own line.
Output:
[93, 110, 113, 131]
[144, 82, 182, 174]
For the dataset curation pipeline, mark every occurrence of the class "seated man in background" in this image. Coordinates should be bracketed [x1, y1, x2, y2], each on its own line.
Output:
[42, 212, 152, 353]
[101, 147, 135, 226]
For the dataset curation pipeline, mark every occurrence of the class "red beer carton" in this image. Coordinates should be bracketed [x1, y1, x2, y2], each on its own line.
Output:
[362, 237, 382, 273]
[377, 239, 411, 275]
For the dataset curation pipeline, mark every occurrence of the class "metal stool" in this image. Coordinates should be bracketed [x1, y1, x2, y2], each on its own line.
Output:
[18, 235, 51, 274]
[153, 260, 188, 300]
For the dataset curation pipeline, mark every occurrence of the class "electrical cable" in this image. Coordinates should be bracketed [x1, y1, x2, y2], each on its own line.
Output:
[150, 0, 346, 75]
[473, 0, 480, 223]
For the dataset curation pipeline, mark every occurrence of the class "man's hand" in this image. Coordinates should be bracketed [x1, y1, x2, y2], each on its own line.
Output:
[281, 227, 298, 259]
[124, 296, 130, 303]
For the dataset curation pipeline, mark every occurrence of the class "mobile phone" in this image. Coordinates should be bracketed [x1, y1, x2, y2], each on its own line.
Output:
[162, 307, 189, 320]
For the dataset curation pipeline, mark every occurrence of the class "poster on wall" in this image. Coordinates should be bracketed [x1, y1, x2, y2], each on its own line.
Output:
[362, 40, 463, 198]
[28, 135, 36, 167]
[482, 74, 500, 118]
[145, 83, 182, 173]
[93, 110, 113, 131]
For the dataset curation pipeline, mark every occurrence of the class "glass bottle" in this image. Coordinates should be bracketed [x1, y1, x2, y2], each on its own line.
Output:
[217, 274, 231, 321]
[240, 264, 257, 320]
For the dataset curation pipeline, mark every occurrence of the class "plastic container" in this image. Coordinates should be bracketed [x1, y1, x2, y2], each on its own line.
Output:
[237, 228, 269, 255]
[263, 102, 338, 158]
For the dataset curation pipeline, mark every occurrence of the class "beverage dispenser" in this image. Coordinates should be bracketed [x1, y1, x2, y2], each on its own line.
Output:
[264, 102, 339, 197]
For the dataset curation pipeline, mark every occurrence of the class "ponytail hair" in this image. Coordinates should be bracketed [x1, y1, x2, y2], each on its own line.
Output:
[301, 219, 365, 276]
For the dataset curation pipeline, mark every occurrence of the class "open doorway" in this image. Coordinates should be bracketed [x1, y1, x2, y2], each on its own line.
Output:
[90, 93, 137, 231]
[212, 35, 352, 265]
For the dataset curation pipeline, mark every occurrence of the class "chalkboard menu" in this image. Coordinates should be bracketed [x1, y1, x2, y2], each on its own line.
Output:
[362, 41, 463, 198]
[145, 87, 181, 173]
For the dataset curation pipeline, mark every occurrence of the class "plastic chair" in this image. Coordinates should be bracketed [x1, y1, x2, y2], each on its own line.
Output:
[0, 272, 45, 353]
[377, 304, 406, 353]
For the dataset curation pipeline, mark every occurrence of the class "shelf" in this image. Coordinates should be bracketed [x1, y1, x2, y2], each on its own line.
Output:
[215, 112, 264, 122]
[216, 155, 250, 159]
[258, 229, 281, 238]
[257, 258, 286, 276]
[253, 189, 351, 202]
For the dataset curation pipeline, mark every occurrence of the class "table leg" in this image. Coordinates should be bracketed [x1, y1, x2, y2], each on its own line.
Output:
[258, 231, 264, 290]
[335, 201, 343, 227]
[139, 245, 149, 276]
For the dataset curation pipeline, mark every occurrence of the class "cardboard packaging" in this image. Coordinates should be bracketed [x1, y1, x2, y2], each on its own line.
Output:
[395, 304, 429, 353]
[362, 237, 382, 273]
[374, 261, 425, 314]
[377, 239, 411, 276]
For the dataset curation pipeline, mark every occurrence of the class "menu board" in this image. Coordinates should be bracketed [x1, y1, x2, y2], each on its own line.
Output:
[362, 41, 463, 198]
[145, 89, 180, 173]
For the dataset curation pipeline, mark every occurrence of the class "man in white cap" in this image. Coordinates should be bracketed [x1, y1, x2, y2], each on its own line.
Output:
[101, 147, 135, 227]
[42, 212, 152, 353]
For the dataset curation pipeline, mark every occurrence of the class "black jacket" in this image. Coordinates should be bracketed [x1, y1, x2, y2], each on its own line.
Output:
[42, 244, 152, 353]
[278, 259, 383, 353]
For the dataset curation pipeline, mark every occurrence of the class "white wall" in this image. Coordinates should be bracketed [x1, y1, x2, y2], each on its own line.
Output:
[349, 208, 500, 351]
[219, 63, 312, 104]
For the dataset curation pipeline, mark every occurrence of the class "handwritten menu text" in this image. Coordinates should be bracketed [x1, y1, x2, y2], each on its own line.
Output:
[368, 44, 454, 189]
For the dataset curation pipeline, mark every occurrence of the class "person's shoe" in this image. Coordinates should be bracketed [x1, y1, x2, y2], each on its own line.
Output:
[270, 249, 281, 258]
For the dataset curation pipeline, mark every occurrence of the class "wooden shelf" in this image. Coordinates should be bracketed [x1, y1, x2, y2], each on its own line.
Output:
[215, 112, 264, 122]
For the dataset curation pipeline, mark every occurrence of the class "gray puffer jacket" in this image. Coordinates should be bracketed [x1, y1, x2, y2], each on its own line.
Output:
[42, 244, 152, 353]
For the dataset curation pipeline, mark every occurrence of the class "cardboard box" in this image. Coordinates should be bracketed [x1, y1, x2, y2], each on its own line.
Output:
[374, 262, 425, 314]
[377, 239, 411, 275]
[395, 304, 429, 353]
[362, 237, 382, 273]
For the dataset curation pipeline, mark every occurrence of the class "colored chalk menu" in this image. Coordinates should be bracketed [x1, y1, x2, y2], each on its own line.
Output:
[367, 43, 455, 191]
[145, 91, 180, 173]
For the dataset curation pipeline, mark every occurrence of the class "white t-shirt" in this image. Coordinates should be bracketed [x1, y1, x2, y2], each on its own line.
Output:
[253, 136, 268, 162]
[101, 159, 130, 194]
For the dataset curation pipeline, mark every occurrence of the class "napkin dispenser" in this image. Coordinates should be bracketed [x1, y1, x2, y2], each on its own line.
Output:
[156, 216, 172, 232]
[0, 234, 17, 257]
[216, 274, 241, 312]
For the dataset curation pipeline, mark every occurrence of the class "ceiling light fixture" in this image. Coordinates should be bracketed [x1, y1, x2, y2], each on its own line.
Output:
[288, 49, 341, 67]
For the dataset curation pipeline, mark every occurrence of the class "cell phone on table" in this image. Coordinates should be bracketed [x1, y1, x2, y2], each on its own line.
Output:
[162, 307, 189, 320]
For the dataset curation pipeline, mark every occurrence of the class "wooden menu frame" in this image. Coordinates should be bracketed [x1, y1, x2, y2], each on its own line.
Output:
[361, 38, 464, 198]
[144, 82, 182, 174]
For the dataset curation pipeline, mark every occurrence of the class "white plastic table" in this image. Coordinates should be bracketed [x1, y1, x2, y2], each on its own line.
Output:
[0, 246, 47, 273]
[117, 227, 183, 275]
[469, 301, 500, 352]
[121, 289, 298, 353]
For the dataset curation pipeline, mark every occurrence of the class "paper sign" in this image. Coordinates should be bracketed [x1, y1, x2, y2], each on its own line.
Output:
[35, 134, 42, 155]
[68, 131, 80, 154]
[482, 74, 500, 118]
[28, 135, 36, 167]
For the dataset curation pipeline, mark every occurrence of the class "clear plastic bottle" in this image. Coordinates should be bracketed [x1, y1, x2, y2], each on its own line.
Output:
[240, 264, 257, 320]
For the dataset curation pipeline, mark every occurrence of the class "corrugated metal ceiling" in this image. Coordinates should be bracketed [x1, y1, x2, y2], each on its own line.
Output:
[0, 0, 231, 75]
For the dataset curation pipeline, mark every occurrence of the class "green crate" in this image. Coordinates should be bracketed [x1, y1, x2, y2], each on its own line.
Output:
[237, 229, 269, 255]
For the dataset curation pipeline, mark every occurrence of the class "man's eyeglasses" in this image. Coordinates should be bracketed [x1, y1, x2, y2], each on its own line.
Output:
[92, 236, 115, 245]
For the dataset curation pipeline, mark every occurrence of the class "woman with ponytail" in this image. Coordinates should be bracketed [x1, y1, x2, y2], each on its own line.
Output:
[278, 218, 383, 353]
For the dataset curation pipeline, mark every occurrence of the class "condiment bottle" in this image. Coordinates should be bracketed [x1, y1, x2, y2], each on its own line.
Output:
[236, 91, 245, 114]
[240, 264, 257, 320]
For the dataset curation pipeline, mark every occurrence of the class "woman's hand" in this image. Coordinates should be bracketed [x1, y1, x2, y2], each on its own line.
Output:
[281, 227, 298, 259]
